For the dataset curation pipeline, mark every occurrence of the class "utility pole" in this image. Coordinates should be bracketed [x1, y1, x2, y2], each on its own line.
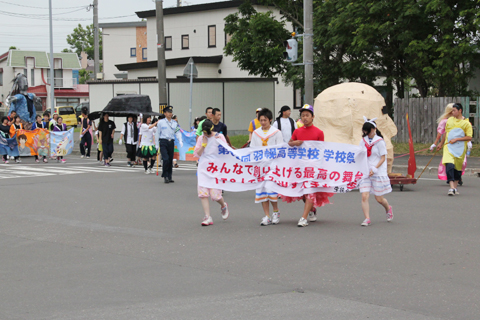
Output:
[93, 0, 100, 78]
[303, 0, 314, 105]
[156, 0, 168, 112]
[48, 0, 55, 111]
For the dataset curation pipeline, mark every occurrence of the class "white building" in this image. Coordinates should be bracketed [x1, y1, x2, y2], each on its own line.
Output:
[0, 50, 86, 113]
[92, 1, 296, 133]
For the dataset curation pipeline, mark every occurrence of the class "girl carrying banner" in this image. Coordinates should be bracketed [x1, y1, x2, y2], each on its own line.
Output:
[10, 116, 23, 163]
[250, 108, 284, 226]
[358, 117, 393, 226]
[194, 119, 230, 226]
[53, 117, 68, 163]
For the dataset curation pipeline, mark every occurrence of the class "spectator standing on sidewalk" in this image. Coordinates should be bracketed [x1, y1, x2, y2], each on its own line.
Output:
[247, 108, 262, 143]
[98, 113, 116, 167]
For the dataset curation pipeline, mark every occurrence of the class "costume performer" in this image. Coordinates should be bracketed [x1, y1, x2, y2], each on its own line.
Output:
[6, 74, 40, 130]
[250, 108, 284, 226]
[139, 115, 157, 174]
[358, 117, 393, 226]
[279, 104, 334, 227]
[430, 103, 470, 183]
[194, 119, 230, 226]
[155, 106, 183, 184]
[436, 103, 473, 196]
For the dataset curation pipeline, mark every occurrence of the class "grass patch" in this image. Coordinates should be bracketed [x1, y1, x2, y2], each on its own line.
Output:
[393, 142, 479, 157]
[230, 135, 249, 148]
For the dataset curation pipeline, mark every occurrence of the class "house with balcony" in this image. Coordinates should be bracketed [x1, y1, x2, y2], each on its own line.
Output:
[92, 1, 296, 133]
[0, 50, 87, 112]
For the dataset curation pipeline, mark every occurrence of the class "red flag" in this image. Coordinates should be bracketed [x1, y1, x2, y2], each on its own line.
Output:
[406, 113, 416, 178]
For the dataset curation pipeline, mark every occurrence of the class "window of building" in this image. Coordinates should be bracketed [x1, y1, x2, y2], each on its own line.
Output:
[0, 71, 3, 86]
[47, 69, 63, 87]
[142, 48, 147, 60]
[208, 25, 216, 48]
[182, 35, 189, 49]
[30, 69, 35, 87]
[165, 36, 172, 51]
[225, 33, 232, 46]
[56, 98, 79, 107]
[130, 48, 136, 57]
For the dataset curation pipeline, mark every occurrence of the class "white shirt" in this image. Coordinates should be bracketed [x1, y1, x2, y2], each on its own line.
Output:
[273, 117, 297, 142]
[121, 122, 136, 144]
[140, 123, 156, 147]
[250, 126, 284, 147]
[360, 135, 388, 176]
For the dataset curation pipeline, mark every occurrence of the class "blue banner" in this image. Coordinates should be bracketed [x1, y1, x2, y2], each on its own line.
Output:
[0, 134, 19, 157]
[50, 128, 74, 157]
[175, 129, 197, 161]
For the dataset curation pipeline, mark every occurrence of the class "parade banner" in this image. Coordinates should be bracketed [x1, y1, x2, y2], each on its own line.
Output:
[50, 128, 74, 157]
[198, 138, 369, 196]
[0, 134, 19, 157]
[15, 128, 50, 156]
[174, 129, 197, 161]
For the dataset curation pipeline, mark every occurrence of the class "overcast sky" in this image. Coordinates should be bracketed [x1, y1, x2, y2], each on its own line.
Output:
[0, 0, 223, 54]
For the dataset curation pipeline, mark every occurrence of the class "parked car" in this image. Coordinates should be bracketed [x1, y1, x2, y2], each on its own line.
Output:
[75, 102, 89, 118]
[48, 106, 78, 127]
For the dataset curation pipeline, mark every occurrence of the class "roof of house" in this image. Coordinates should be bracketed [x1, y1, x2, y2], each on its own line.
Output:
[28, 84, 89, 97]
[136, 0, 247, 18]
[7, 50, 81, 69]
[115, 55, 223, 71]
[99, 21, 146, 29]
[0, 51, 8, 62]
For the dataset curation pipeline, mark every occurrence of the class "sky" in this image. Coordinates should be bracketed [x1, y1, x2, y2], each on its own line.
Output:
[0, 0, 223, 54]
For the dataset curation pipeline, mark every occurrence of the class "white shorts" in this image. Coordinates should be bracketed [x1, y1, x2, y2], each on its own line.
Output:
[358, 175, 392, 196]
[255, 186, 278, 203]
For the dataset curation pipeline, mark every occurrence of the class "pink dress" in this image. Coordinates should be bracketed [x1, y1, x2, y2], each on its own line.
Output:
[437, 119, 466, 180]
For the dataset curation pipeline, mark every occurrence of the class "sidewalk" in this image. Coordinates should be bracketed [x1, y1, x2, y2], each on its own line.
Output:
[392, 154, 480, 177]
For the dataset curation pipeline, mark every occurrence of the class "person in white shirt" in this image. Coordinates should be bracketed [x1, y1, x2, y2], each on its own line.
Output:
[119, 115, 139, 167]
[250, 108, 284, 226]
[139, 115, 158, 174]
[273, 105, 297, 142]
[358, 117, 393, 226]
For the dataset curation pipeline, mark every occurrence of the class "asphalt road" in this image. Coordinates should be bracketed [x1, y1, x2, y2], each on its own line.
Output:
[1, 157, 479, 320]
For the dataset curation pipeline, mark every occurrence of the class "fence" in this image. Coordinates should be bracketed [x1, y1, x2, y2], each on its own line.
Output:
[393, 97, 479, 143]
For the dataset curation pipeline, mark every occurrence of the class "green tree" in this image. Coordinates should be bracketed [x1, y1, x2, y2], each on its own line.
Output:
[78, 69, 92, 84]
[9, 46, 18, 50]
[66, 24, 102, 60]
[224, 0, 480, 102]
[62, 48, 73, 53]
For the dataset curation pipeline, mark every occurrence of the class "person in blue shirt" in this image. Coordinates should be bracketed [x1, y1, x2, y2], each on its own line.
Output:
[155, 106, 183, 184]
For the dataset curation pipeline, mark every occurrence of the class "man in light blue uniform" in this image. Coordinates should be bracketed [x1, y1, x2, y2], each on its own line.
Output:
[156, 106, 183, 184]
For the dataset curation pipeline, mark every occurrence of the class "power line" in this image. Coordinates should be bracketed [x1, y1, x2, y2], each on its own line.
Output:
[0, 10, 137, 21]
[0, 0, 89, 9]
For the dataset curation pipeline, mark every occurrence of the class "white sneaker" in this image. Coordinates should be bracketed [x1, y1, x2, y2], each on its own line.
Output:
[361, 218, 371, 226]
[271, 211, 280, 224]
[148, 168, 153, 174]
[454, 188, 459, 195]
[201, 215, 213, 226]
[448, 188, 455, 196]
[145, 170, 150, 174]
[308, 211, 317, 222]
[15, 159, 20, 163]
[4, 160, 9, 164]
[81, 155, 84, 158]
[221, 202, 229, 220]
[297, 217, 308, 227]
[260, 216, 272, 226]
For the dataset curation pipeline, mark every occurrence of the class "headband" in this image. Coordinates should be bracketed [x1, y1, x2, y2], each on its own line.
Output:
[363, 116, 377, 128]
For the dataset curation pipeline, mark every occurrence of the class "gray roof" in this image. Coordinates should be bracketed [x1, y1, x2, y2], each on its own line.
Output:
[99, 21, 146, 29]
